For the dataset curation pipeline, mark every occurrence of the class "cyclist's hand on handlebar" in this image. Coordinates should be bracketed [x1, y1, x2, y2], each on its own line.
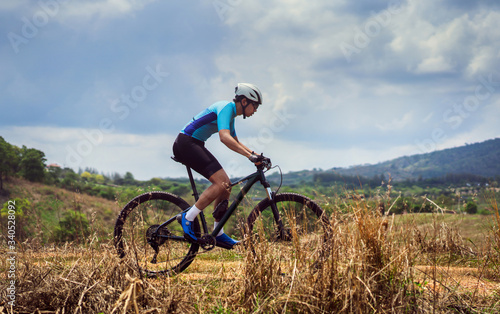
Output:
[248, 153, 261, 164]
[261, 156, 272, 169]
[249, 152, 272, 169]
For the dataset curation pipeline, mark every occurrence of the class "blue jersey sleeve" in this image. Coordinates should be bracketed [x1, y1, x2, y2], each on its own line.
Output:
[217, 104, 237, 137]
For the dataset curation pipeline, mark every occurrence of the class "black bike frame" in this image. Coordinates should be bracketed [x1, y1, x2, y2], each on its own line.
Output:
[211, 166, 274, 237]
[157, 165, 279, 242]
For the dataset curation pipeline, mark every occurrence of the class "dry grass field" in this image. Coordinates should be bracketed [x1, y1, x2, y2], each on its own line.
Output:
[1, 177, 499, 313]
[1, 195, 499, 314]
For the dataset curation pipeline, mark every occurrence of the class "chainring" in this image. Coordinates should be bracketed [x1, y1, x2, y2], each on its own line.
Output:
[199, 234, 216, 251]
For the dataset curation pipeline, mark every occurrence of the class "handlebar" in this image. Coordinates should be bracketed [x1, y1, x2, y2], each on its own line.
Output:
[251, 153, 272, 170]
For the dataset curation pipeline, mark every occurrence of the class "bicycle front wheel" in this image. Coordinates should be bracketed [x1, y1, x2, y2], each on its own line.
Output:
[246, 193, 330, 272]
[114, 191, 200, 277]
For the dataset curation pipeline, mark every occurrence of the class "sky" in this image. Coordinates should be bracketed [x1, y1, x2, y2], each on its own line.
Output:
[1, 0, 500, 180]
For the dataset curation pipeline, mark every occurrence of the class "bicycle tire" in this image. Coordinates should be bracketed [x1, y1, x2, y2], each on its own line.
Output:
[246, 193, 330, 271]
[114, 191, 200, 277]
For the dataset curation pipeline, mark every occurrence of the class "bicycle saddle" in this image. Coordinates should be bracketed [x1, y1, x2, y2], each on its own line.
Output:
[171, 156, 183, 164]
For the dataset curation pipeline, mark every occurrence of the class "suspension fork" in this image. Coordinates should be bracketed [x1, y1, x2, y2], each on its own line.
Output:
[269, 198, 289, 240]
[260, 173, 286, 239]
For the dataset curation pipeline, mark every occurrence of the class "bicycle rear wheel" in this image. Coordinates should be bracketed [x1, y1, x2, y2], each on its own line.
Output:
[246, 193, 330, 272]
[114, 191, 200, 277]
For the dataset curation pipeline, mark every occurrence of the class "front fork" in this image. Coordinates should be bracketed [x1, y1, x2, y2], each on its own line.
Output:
[262, 180, 289, 241]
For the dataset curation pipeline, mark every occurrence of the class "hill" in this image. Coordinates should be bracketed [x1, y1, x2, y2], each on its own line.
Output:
[0, 177, 120, 243]
[269, 138, 500, 185]
[335, 138, 500, 181]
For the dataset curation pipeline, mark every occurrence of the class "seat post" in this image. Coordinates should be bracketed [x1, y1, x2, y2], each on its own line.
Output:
[186, 166, 200, 202]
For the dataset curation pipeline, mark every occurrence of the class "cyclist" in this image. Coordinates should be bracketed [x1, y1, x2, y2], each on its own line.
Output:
[172, 83, 264, 248]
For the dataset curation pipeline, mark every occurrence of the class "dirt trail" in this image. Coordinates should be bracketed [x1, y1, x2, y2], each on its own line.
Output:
[415, 265, 499, 296]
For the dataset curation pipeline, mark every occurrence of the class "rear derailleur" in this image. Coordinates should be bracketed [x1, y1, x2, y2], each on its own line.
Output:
[146, 224, 171, 264]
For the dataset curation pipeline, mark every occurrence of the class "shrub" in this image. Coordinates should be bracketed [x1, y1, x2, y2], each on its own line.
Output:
[53, 210, 90, 243]
[465, 201, 478, 214]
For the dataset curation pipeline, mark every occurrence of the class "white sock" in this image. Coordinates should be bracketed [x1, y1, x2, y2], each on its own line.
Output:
[214, 221, 224, 237]
[185, 205, 202, 221]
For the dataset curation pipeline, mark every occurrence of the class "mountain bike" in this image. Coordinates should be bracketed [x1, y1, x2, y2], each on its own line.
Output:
[114, 155, 330, 277]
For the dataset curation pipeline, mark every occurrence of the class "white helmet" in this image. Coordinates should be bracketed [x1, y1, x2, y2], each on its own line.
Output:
[235, 83, 263, 105]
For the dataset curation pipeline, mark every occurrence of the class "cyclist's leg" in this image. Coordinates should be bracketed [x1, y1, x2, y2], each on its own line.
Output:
[173, 133, 230, 211]
[173, 134, 225, 239]
[194, 168, 231, 210]
[193, 169, 238, 247]
[173, 133, 236, 246]
[182, 169, 233, 242]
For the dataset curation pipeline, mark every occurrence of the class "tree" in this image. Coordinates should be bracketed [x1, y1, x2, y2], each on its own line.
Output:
[466, 201, 478, 214]
[93, 174, 105, 184]
[123, 172, 136, 185]
[81, 171, 92, 181]
[112, 172, 124, 185]
[0, 137, 20, 191]
[61, 169, 80, 190]
[149, 177, 162, 186]
[19, 146, 46, 182]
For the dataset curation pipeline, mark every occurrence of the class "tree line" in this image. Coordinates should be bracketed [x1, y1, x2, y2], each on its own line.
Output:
[0, 136, 46, 191]
[0, 136, 202, 200]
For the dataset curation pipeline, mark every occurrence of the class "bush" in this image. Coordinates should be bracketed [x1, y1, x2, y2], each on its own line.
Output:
[98, 186, 116, 200]
[53, 210, 90, 243]
[1, 198, 31, 240]
[465, 201, 478, 214]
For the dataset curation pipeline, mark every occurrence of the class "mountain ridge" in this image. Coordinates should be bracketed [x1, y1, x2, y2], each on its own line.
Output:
[335, 138, 500, 181]
[269, 138, 500, 185]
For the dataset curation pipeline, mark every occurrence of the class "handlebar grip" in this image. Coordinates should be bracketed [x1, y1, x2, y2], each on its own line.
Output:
[249, 154, 272, 169]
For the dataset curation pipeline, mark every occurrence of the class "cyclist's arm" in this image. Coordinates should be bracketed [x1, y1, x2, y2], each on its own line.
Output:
[219, 129, 252, 158]
[234, 136, 254, 155]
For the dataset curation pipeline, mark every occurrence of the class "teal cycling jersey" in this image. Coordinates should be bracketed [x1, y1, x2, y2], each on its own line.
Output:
[181, 101, 237, 142]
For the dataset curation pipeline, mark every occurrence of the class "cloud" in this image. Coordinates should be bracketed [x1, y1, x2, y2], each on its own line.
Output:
[388, 2, 500, 78]
[375, 111, 414, 131]
[415, 56, 455, 74]
[1, 0, 500, 180]
[58, 0, 158, 22]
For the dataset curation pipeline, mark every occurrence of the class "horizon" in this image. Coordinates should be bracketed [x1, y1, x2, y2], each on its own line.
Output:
[25, 136, 497, 181]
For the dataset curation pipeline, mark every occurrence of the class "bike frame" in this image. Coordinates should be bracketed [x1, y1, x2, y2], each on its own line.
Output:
[212, 166, 275, 237]
[157, 164, 280, 243]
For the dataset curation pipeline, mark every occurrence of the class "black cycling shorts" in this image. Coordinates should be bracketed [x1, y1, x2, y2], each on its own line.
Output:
[172, 133, 223, 180]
